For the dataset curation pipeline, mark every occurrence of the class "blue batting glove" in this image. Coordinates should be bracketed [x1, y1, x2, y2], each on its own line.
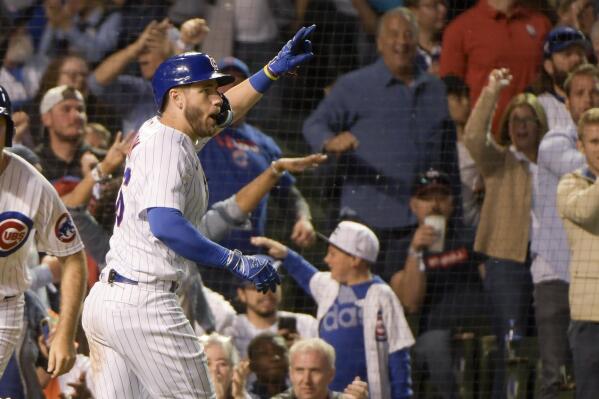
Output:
[225, 250, 281, 293]
[267, 24, 316, 77]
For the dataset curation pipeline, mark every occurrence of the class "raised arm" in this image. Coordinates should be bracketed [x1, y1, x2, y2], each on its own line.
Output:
[199, 154, 326, 242]
[222, 25, 315, 129]
[463, 68, 510, 176]
[93, 19, 170, 86]
[61, 132, 132, 208]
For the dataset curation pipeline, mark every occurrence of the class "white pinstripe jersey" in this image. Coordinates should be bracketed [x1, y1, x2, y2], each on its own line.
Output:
[0, 150, 84, 296]
[105, 117, 209, 283]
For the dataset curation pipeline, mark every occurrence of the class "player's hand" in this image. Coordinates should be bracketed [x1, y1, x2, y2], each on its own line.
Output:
[251, 236, 289, 260]
[180, 18, 210, 47]
[411, 224, 439, 251]
[342, 376, 369, 399]
[324, 131, 359, 155]
[486, 68, 512, 97]
[291, 217, 316, 248]
[273, 153, 327, 174]
[225, 250, 280, 293]
[47, 332, 77, 378]
[267, 24, 316, 77]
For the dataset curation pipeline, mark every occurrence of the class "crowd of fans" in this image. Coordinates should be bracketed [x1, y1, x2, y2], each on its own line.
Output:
[2, 0, 599, 398]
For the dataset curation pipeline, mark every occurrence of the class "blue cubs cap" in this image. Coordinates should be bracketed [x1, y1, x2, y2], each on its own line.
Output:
[152, 52, 235, 110]
[543, 26, 587, 58]
[218, 57, 251, 78]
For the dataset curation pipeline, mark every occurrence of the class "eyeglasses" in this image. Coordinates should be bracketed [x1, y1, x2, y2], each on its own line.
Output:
[510, 116, 538, 127]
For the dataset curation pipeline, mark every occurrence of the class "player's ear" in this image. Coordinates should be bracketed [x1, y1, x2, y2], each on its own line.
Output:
[169, 88, 185, 110]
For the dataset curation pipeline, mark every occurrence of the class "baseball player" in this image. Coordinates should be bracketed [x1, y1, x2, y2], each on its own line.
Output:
[82, 26, 316, 398]
[0, 85, 87, 378]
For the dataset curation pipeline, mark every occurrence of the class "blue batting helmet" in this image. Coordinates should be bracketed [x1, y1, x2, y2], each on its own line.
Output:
[152, 52, 235, 111]
[0, 85, 14, 147]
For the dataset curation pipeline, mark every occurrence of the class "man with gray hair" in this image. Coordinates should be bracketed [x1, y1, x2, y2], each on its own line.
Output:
[303, 7, 459, 281]
[273, 338, 369, 399]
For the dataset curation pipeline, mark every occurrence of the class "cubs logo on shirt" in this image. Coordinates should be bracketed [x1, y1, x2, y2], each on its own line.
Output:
[55, 213, 77, 243]
[0, 212, 33, 257]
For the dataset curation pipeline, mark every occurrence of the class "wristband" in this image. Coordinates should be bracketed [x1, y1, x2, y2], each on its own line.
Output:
[408, 246, 423, 259]
[91, 164, 112, 183]
[271, 161, 284, 177]
[249, 66, 278, 94]
[264, 64, 280, 80]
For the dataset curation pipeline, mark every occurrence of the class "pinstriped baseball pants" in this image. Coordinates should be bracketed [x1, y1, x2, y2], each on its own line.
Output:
[0, 294, 24, 377]
[82, 281, 215, 399]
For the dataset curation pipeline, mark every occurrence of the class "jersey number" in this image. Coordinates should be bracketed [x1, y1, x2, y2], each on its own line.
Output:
[115, 167, 132, 227]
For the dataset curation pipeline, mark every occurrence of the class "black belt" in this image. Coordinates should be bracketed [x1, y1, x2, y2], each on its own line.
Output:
[107, 269, 179, 293]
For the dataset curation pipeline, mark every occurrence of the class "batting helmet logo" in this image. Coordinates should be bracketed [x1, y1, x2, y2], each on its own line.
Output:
[55, 213, 77, 243]
[0, 212, 33, 257]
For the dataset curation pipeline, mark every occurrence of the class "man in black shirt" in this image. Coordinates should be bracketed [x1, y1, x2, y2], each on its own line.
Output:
[390, 168, 487, 399]
[35, 85, 89, 182]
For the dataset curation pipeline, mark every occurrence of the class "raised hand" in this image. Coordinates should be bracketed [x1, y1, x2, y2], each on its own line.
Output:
[250, 236, 289, 260]
[267, 24, 316, 77]
[291, 217, 316, 248]
[272, 153, 327, 174]
[180, 18, 210, 47]
[486, 68, 512, 96]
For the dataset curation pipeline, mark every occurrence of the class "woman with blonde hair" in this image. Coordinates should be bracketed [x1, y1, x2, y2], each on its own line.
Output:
[464, 68, 548, 398]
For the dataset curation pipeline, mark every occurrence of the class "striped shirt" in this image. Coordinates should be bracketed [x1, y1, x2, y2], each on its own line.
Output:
[0, 150, 83, 296]
[105, 117, 209, 283]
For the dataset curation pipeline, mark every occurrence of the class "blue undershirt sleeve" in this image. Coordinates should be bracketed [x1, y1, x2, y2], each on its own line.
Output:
[147, 207, 230, 268]
[389, 348, 413, 399]
[282, 250, 318, 295]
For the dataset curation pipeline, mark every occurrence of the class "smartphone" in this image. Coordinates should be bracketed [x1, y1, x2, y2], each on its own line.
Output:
[278, 316, 297, 334]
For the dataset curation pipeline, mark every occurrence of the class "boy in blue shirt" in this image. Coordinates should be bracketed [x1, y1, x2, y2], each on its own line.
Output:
[252, 221, 415, 399]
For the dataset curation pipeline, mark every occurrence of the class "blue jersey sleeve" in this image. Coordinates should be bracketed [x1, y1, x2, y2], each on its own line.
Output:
[389, 348, 413, 399]
[147, 207, 230, 268]
[282, 249, 318, 296]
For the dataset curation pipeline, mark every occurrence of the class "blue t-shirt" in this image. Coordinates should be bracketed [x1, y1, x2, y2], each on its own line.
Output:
[199, 123, 294, 253]
[319, 280, 377, 391]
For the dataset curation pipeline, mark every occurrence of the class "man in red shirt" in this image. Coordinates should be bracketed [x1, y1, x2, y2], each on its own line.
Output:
[440, 0, 551, 134]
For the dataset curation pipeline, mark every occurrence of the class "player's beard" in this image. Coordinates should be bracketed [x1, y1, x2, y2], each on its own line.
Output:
[184, 104, 214, 138]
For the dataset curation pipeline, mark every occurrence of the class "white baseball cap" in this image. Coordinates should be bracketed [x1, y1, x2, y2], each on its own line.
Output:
[319, 221, 380, 263]
[40, 85, 85, 114]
